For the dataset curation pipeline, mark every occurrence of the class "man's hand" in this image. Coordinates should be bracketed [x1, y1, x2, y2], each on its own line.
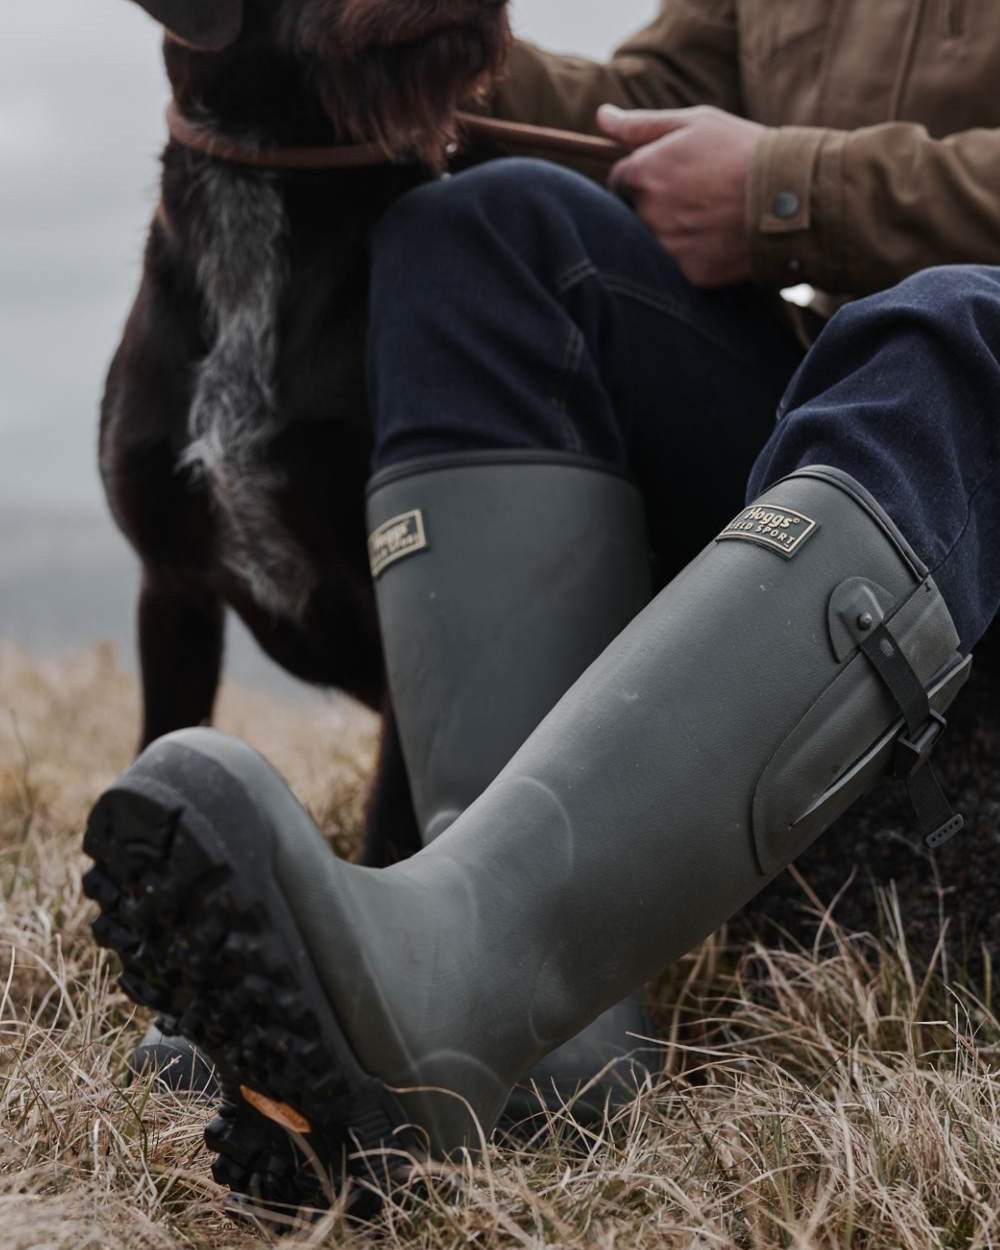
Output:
[598, 104, 767, 289]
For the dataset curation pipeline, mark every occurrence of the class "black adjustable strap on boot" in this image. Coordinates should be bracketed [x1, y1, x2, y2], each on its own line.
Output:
[859, 624, 964, 849]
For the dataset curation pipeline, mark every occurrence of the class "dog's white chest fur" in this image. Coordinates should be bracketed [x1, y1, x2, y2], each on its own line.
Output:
[181, 162, 319, 622]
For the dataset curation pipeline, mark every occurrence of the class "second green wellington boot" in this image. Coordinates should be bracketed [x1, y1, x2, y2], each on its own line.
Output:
[84, 466, 970, 1217]
[366, 453, 659, 1130]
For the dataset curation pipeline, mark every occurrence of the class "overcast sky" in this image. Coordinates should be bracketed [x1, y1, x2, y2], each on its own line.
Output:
[0, 0, 657, 510]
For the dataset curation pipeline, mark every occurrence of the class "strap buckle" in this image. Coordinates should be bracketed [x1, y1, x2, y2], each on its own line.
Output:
[892, 710, 964, 849]
[859, 621, 965, 850]
[925, 812, 965, 850]
[893, 710, 947, 780]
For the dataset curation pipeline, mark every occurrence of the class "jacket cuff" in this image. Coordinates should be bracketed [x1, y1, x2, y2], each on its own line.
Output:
[747, 126, 844, 290]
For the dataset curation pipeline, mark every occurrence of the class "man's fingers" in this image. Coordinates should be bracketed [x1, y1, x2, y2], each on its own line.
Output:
[607, 153, 641, 207]
[608, 141, 665, 206]
[611, 178, 637, 209]
[597, 103, 692, 148]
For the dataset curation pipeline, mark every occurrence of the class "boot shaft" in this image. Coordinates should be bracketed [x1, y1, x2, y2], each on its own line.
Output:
[366, 453, 652, 842]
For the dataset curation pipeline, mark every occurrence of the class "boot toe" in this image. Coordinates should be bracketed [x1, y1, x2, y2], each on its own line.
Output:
[83, 739, 419, 1220]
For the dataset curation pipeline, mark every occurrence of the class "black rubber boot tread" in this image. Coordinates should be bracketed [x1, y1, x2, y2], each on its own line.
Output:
[82, 783, 419, 1218]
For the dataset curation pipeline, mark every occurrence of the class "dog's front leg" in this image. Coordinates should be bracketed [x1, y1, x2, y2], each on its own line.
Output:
[137, 567, 224, 750]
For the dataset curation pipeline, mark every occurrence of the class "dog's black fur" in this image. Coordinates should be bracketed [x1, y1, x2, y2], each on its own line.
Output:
[101, 0, 510, 867]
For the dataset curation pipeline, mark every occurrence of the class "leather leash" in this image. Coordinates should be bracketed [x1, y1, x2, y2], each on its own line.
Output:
[165, 100, 625, 170]
[457, 113, 625, 165]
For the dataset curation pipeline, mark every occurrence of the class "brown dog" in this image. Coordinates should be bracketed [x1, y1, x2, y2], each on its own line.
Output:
[100, 0, 510, 866]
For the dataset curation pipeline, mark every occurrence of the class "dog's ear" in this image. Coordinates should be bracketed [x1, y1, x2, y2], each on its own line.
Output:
[130, 0, 244, 50]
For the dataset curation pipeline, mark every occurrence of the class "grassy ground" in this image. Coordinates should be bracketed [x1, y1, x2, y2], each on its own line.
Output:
[3, 644, 1000, 1250]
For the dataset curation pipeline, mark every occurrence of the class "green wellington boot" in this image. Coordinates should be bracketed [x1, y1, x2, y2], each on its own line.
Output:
[367, 454, 657, 1128]
[84, 466, 970, 1216]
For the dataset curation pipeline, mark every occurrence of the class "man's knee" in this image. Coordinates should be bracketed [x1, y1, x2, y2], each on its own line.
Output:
[889, 263, 1000, 310]
[826, 264, 1000, 343]
[371, 158, 606, 277]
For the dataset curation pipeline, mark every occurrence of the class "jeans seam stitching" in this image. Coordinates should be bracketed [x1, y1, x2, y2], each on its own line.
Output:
[557, 265, 756, 366]
[602, 276, 756, 365]
[555, 260, 599, 295]
[553, 324, 585, 453]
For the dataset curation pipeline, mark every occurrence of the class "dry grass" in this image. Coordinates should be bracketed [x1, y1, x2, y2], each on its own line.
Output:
[3, 644, 1000, 1249]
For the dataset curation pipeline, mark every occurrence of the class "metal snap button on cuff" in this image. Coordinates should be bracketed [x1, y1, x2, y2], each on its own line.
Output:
[772, 190, 801, 220]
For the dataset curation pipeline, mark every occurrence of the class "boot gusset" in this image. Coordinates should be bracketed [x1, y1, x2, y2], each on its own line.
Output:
[753, 568, 969, 871]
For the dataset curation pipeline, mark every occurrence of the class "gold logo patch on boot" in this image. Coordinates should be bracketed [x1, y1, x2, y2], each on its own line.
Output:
[368, 509, 428, 577]
[716, 504, 818, 558]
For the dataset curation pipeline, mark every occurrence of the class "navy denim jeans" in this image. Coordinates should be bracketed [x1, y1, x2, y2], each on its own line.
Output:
[369, 158, 1000, 652]
[368, 158, 803, 579]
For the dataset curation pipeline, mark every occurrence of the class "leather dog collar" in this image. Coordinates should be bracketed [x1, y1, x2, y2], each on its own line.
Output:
[165, 100, 624, 170]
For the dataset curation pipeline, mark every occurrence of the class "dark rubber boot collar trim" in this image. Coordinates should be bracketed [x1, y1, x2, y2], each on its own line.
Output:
[780, 466, 928, 579]
[367, 450, 637, 497]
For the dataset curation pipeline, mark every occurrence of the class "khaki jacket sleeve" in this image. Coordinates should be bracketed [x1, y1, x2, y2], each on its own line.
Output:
[488, 0, 741, 134]
[749, 123, 1000, 296]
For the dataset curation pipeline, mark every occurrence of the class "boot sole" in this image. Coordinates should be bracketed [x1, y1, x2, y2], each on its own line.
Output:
[82, 778, 418, 1220]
